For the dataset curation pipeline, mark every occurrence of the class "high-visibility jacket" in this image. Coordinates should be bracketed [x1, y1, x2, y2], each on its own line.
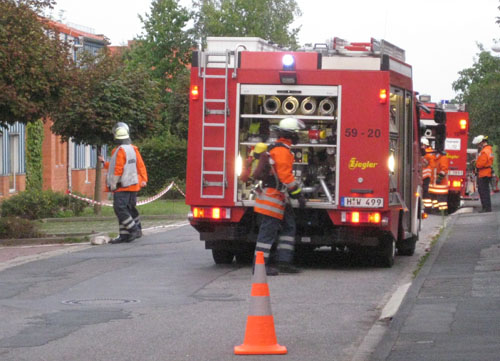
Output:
[476, 144, 494, 178]
[422, 147, 435, 180]
[103, 144, 147, 192]
[254, 138, 297, 220]
[429, 152, 449, 195]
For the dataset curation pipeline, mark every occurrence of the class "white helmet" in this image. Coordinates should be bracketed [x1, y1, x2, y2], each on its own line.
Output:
[113, 122, 130, 140]
[421, 137, 429, 146]
[278, 117, 305, 131]
[472, 135, 487, 145]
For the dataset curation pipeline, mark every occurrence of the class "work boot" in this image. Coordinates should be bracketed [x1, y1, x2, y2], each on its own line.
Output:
[278, 262, 301, 274]
[266, 265, 279, 276]
[128, 228, 142, 242]
[109, 235, 130, 244]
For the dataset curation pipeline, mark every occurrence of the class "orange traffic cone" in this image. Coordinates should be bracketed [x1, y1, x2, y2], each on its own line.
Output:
[234, 251, 287, 355]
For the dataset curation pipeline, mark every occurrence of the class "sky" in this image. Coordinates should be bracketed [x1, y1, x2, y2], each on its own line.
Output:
[49, 0, 500, 102]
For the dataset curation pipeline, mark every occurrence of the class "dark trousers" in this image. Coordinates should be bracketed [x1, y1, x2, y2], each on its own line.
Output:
[254, 205, 296, 264]
[478, 177, 492, 211]
[113, 191, 141, 237]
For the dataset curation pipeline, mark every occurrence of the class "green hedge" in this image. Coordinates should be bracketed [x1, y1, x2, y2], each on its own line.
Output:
[138, 133, 187, 198]
[0, 217, 42, 239]
[1, 190, 88, 220]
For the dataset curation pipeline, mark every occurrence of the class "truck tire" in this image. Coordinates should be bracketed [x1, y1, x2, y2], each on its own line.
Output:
[447, 192, 460, 214]
[378, 235, 395, 268]
[397, 236, 417, 256]
[212, 249, 234, 264]
[235, 251, 254, 264]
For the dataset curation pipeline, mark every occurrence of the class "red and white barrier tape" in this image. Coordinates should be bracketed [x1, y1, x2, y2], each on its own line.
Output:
[67, 181, 184, 207]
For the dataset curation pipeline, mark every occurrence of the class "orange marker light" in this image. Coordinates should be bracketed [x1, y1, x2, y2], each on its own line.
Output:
[459, 118, 467, 130]
[193, 207, 204, 218]
[369, 212, 381, 223]
[452, 180, 462, 188]
[190, 85, 199, 100]
[379, 89, 388, 104]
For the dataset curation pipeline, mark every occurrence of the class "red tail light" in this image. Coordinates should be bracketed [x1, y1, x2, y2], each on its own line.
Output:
[190, 85, 199, 100]
[342, 211, 381, 224]
[379, 89, 388, 104]
[191, 207, 231, 220]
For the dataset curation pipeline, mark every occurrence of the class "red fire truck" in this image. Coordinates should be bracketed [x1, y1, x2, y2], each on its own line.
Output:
[419, 96, 469, 213]
[186, 37, 423, 267]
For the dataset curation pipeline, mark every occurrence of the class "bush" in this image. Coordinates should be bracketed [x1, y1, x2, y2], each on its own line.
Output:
[0, 217, 42, 239]
[138, 132, 186, 198]
[0, 190, 88, 220]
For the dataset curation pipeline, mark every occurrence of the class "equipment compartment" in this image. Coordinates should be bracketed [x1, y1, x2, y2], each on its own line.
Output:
[235, 85, 340, 206]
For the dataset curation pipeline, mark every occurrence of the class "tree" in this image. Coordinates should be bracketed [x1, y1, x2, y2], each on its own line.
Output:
[452, 46, 500, 146]
[51, 50, 163, 213]
[124, 0, 195, 138]
[0, 0, 72, 126]
[192, 0, 302, 49]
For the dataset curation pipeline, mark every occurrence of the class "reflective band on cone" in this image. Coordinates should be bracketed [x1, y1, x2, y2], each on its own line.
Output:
[234, 251, 287, 355]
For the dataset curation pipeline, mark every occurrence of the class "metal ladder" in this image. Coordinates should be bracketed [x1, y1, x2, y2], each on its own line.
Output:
[199, 50, 232, 199]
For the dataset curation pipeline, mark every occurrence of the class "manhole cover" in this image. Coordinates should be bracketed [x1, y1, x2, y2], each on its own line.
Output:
[62, 298, 140, 305]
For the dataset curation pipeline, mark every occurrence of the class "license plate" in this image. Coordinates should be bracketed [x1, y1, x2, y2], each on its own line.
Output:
[341, 197, 384, 208]
[448, 170, 463, 176]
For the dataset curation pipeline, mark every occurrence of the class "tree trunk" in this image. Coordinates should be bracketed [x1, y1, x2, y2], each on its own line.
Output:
[94, 147, 103, 215]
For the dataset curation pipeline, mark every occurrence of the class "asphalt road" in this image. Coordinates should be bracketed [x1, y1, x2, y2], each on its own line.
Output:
[0, 215, 444, 361]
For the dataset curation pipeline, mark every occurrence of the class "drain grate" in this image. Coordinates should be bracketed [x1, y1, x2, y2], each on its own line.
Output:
[62, 298, 140, 305]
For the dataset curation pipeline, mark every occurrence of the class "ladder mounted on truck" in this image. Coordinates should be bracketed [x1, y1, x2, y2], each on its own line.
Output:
[198, 50, 232, 199]
[332, 37, 406, 61]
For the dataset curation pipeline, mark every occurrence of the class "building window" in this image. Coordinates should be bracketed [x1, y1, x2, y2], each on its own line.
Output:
[9, 134, 19, 192]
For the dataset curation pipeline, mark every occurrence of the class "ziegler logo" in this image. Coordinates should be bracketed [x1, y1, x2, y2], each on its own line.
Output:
[348, 157, 378, 170]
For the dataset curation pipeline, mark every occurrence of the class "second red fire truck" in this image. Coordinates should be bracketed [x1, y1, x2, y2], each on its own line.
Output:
[186, 37, 424, 267]
[419, 96, 469, 213]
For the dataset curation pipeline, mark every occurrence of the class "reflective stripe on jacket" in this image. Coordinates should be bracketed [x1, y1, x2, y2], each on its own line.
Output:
[104, 144, 148, 192]
[422, 147, 435, 180]
[254, 187, 286, 219]
[254, 138, 296, 220]
[429, 153, 449, 195]
[476, 144, 494, 178]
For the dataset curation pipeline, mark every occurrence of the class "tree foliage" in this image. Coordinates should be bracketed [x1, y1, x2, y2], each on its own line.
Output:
[51, 50, 162, 146]
[192, 0, 302, 48]
[452, 46, 500, 145]
[0, 0, 72, 126]
[124, 0, 194, 138]
[25, 119, 44, 192]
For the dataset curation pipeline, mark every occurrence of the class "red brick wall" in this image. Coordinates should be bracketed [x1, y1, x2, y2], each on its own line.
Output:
[42, 120, 68, 193]
[71, 168, 107, 199]
[0, 174, 26, 200]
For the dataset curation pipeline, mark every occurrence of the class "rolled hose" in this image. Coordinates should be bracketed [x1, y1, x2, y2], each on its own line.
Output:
[263, 96, 281, 114]
[282, 96, 299, 114]
[318, 97, 335, 116]
[300, 97, 317, 115]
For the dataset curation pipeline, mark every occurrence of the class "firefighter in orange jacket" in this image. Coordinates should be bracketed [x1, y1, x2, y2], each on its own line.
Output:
[429, 150, 449, 212]
[421, 137, 435, 212]
[99, 122, 148, 243]
[253, 118, 306, 276]
[472, 135, 494, 212]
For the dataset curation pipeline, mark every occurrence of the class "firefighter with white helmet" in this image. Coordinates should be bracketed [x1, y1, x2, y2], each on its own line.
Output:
[99, 122, 148, 243]
[253, 117, 306, 275]
[472, 135, 493, 212]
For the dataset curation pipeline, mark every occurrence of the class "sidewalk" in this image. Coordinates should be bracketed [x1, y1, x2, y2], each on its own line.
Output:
[372, 194, 500, 361]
